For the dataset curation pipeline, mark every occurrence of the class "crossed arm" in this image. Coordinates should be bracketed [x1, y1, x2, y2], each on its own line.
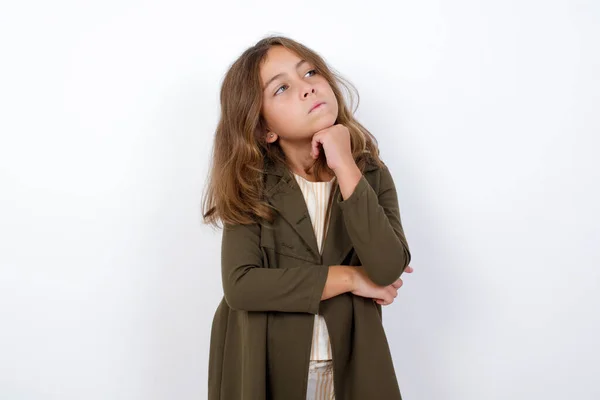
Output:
[221, 165, 411, 314]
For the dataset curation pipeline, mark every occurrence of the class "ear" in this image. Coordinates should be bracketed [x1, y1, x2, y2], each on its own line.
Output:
[265, 131, 278, 144]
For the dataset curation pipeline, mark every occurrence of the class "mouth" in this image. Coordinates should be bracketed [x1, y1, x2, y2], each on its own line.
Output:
[309, 102, 326, 113]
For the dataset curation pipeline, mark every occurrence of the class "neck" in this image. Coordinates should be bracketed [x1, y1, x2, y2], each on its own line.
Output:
[278, 139, 320, 179]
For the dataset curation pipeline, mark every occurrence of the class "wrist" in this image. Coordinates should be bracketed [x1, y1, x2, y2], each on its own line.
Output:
[335, 163, 362, 200]
[346, 266, 357, 293]
[332, 158, 359, 175]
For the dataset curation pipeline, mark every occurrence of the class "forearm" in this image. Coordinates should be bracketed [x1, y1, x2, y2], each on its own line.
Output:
[321, 265, 356, 300]
[222, 222, 333, 314]
[223, 264, 329, 314]
[336, 164, 411, 287]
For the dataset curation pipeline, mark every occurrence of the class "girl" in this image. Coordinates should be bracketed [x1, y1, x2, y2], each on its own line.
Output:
[202, 35, 413, 400]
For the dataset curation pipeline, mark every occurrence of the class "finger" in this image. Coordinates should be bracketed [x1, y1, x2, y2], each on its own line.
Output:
[391, 279, 403, 289]
[385, 286, 394, 296]
[387, 286, 398, 298]
[404, 265, 414, 273]
[381, 289, 394, 302]
[311, 133, 322, 158]
[382, 297, 394, 306]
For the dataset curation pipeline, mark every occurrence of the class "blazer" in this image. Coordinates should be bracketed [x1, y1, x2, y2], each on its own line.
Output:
[208, 157, 412, 400]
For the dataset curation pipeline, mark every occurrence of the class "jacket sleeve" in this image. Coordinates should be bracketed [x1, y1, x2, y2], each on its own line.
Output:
[220, 221, 329, 314]
[337, 164, 411, 286]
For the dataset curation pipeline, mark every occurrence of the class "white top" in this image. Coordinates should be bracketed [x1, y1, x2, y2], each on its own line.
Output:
[293, 172, 336, 361]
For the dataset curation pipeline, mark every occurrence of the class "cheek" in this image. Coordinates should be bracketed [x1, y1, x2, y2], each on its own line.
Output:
[273, 98, 299, 119]
[262, 100, 280, 122]
[318, 82, 337, 105]
[263, 99, 295, 129]
[325, 84, 336, 100]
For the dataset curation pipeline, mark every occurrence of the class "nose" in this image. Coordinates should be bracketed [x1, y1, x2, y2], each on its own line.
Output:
[302, 87, 316, 98]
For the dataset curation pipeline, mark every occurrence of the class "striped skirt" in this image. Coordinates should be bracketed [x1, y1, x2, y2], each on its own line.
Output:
[306, 360, 335, 399]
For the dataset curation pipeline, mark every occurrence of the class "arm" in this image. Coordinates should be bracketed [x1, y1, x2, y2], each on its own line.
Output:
[336, 164, 412, 286]
[221, 222, 355, 314]
[322, 266, 355, 300]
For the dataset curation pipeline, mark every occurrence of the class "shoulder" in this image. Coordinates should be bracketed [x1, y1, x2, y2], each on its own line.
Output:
[362, 155, 390, 174]
[362, 157, 394, 192]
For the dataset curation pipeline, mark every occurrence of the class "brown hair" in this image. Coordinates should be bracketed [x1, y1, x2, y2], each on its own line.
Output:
[201, 35, 384, 227]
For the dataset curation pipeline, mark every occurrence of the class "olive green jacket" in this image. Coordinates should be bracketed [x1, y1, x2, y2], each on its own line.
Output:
[208, 158, 411, 399]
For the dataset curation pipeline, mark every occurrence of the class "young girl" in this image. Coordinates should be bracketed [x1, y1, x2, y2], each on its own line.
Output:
[202, 35, 413, 400]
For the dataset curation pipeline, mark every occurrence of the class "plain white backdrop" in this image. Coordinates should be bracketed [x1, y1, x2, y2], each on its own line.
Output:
[1, 0, 599, 399]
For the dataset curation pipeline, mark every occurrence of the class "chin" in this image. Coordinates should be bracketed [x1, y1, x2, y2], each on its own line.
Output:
[313, 114, 338, 131]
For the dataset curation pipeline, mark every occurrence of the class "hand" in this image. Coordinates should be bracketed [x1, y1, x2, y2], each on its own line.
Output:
[350, 265, 414, 306]
[374, 265, 413, 306]
[310, 124, 354, 172]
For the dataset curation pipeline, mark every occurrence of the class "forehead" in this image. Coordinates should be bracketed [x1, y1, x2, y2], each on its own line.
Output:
[260, 46, 305, 82]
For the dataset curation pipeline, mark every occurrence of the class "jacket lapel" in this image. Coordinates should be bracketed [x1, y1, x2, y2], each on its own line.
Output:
[263, 160, 321, 260]
[320, 183, 352, 266]
[263, 158, 378, 266]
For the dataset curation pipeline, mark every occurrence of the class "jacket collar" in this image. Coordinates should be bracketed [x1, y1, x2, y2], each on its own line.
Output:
[263, 157, 378, 177]
[262, 157, 378, 265]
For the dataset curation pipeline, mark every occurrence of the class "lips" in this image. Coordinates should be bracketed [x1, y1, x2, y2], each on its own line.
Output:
[309, 101, 325, 113]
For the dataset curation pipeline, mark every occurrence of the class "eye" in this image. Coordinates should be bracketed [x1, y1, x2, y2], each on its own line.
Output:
[273, 70, 318, 96]
[274, 84, 288, 96]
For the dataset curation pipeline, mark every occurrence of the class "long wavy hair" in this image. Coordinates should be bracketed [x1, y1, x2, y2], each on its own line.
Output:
[201, 35, 384, 227]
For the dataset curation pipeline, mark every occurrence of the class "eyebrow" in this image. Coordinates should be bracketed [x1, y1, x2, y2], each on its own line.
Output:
[263, 59, 308, 91]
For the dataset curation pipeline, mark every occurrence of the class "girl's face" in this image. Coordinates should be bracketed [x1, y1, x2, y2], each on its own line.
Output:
[259, 46, 338, 145]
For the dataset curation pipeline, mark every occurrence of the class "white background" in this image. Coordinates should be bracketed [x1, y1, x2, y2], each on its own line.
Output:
[1, 1, 599, 399]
